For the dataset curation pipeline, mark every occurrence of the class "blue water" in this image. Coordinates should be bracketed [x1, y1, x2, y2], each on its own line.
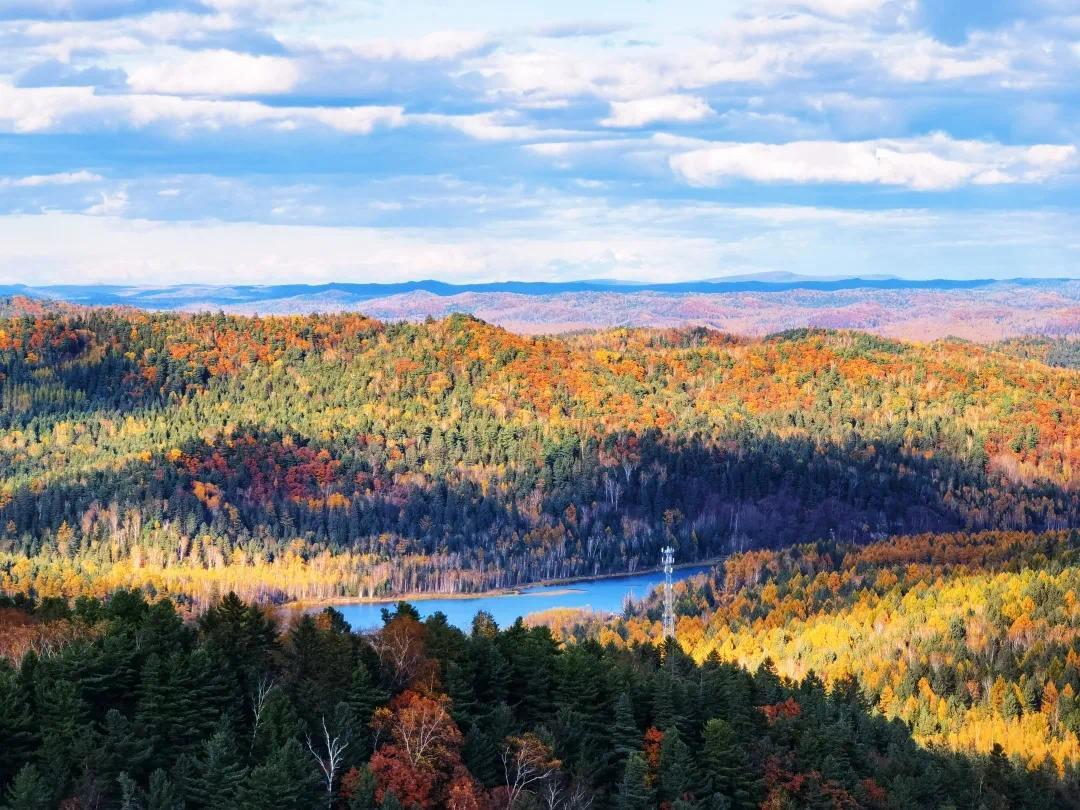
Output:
[334, 565, 713, 632]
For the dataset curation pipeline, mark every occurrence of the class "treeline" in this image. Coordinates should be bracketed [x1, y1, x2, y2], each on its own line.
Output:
[0, 311, 1077, 601]
[1, 589, 1074, 809]
[598, 529, 1080, 775]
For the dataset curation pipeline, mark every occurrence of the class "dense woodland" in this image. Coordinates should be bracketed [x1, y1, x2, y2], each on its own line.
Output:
[0, 310, 1077, 605]
[1, 589, 1074, 809]
[2, 308, 1080, 806]
[583, 529, 1080, 780]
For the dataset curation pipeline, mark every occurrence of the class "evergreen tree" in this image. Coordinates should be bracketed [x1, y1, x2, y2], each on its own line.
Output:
[444, 661, 479, 729]
[652, 669, 682, 732]
[617, 752, 652, 810]
[346, 662, 387, 757]
[1, 764, 52, 810]
[0, 670, 36, 787]
[190, 722, 248, 810]
[659, 726, 693, 805]
[1003, 688, 1021, 720]
[238, 738, 319, 810]
[136, 653, 205, 768]
[700, 718, 755, 809]
[612, 692, 640, 763]
[118, 772, 147, 810]
[146, 769, 183, 810]
[98, 708, 152, 788]
[346, 767, 377, 810]
[34, 677, 92, 795]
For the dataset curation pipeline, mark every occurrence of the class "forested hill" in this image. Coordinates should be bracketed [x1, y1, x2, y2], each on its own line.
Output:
[595, 529, 1080, 780]
[0, 310, 1077, 605]
[0, 296, 81, 319]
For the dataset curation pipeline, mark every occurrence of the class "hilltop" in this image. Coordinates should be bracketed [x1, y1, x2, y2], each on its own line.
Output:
[0, 295, 81, 319]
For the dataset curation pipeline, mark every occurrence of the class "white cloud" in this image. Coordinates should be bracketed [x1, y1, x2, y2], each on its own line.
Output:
[0, 81, 590, 142]
[669, 135, 1078, 190]
[84, 190, 127, 215]
[415, 111, 582, 142]
[312, 30, 491, 62]
[0, 81, 404, 135]
[127, 50, 301, 96]
[474, 49, 670, 102]
[883, 41, 1009, 82]
[785, 0, 890, 19]
[601, 95, 712, 128]
[0, 170, 102, 187]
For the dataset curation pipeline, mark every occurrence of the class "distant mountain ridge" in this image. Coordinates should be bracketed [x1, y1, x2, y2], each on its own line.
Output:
[2, 275, 1074, 310]
[3, 276, 1078, 342]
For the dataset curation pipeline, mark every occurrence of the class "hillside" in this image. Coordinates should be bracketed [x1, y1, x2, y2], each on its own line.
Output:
[596, 529, 1080, 775]
[0, 309, 1077, 606]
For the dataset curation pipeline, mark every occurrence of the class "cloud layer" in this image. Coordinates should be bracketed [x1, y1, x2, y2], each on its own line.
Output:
[0, 0, 1076, 282]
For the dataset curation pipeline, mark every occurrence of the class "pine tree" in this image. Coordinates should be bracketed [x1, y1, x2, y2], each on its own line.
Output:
[652, 669, 682, 732]
[0, 670, 36, 787]
[98, 708, 152, 788]
[345, 767, 378, 810]
[34, 677, 92, 795]
[659, 726, 693, 805]
[462, 727, 498, 787]
[346, 662, 388, 757]
[136, 653, 206, 768]
[118, 772, 147, 810]
[444, 661, 479, 729]
[190, 722, 249, 810]
[617, 752, 652, 810]
[700, 718, 755, 809]
[1003, 688, 1021, 720]
[146, 769, 183, 810]
[611, 693, 640, 761]
[379, 791, 403, 810]
[238, 738, 319, 810]
[2, 764, 52, 810]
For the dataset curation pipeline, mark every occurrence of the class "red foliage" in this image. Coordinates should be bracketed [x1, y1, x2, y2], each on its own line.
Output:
[369, 689, 472, 809]
[760, 697, 802, 724]
[762, 756, 859, 810]
[445, 770, 487, 810]
[643, 726, 663, 784]
[370, 744, 437, 808]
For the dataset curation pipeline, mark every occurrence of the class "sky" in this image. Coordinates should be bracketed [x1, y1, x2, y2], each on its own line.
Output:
[0, 0, 1078, 285]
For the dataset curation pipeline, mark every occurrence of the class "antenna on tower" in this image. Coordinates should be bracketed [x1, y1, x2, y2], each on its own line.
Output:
[661, 545, 675, 639]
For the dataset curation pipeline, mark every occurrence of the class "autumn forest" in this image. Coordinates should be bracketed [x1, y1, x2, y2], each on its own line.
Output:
[1, 305, 1079, 808]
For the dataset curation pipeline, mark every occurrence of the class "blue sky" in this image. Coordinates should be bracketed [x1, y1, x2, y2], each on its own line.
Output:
[0, 0, 1077, 284]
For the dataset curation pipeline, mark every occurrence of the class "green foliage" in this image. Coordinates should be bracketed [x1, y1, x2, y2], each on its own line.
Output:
[1, 764, 51, 810]
[617, 752, 652, 810]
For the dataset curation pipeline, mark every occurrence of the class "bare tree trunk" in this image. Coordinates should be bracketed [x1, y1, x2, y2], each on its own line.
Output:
[307, 716, 349, 810]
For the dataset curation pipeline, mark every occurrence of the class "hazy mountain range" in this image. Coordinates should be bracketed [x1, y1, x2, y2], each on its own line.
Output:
[4, 275, 1078, 341]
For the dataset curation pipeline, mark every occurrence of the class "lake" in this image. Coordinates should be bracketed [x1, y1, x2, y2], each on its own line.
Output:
[333, 564, 714, 632]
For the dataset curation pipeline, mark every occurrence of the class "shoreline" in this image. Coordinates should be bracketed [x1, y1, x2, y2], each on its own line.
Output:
[285, 556, 722, 612]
